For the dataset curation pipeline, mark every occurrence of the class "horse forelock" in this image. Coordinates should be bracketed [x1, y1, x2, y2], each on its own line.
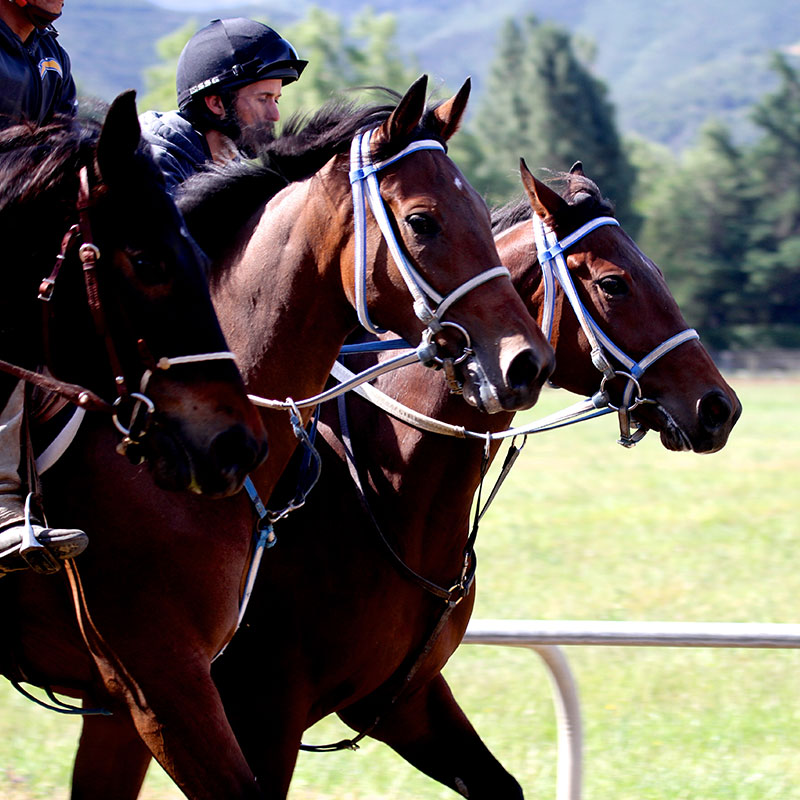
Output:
[491, 198, 533, 234]
[491, 171, 615, 236]
[0, 114, 169, 220]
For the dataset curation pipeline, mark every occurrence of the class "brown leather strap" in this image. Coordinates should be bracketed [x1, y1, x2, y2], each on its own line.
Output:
[77, 167, 127, 397]
[0, 357, 111, 413]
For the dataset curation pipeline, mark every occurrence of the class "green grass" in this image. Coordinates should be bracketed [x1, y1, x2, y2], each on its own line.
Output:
[2, 376, 798, 799]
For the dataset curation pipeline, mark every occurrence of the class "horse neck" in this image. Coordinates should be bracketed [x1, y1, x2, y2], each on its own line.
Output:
[212, 174, 359, 476]
[334, 353, 515, 573]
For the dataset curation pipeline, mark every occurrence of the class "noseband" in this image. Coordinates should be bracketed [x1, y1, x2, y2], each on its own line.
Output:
[349, 128, 510, 368]
[532, 214, 699, 446]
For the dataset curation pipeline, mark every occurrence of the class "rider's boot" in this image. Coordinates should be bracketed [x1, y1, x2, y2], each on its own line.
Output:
[1, 379, 88, 575]
[0, 520, 88, 574]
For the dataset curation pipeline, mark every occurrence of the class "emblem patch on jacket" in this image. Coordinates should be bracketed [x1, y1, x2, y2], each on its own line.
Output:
[38, 58, 64, 79]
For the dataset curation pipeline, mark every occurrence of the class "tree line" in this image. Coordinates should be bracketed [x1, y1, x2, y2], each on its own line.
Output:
[139, 9, 800, 353]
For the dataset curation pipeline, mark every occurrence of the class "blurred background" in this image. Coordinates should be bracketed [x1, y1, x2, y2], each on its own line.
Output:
[3, 2, 798, 798]
[57, 0, 800, 358]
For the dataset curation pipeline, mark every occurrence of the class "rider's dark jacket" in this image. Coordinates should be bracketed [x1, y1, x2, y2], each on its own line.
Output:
[139, 110, 212, 195]
[0, 19, 77, 128]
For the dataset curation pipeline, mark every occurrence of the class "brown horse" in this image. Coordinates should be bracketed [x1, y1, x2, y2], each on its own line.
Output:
[210, 162, 736, 797]
[7, 78, 554, 799]
[0, 91, 267, 498]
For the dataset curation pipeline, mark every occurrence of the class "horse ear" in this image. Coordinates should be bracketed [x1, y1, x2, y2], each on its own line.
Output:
[569, 161, 584, 176]
[377, 75, 428, 143]
[430, 77, 471, 142]
[96, 90, 142, 186]
[519, 158, 569, 222]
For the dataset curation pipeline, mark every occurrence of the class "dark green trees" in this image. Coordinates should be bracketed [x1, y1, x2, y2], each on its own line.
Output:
[472, 16, 638, 231]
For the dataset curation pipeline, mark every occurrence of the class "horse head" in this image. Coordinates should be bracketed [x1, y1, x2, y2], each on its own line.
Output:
[497, 159, 740, 453]
[345, 76, 555, 413]
[2, 92, 268, 496]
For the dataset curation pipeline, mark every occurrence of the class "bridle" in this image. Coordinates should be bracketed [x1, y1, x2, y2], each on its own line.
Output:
[29, 164, 237, 456]
[349, 127, 511, 370]
[532, 214, 699, 446]
[328, 212, 702, 448]
[247, 130, 521, 416]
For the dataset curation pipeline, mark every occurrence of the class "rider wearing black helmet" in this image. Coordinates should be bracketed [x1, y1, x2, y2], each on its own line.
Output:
[140, 17, 307, 194]
[0, 0, 86, 575]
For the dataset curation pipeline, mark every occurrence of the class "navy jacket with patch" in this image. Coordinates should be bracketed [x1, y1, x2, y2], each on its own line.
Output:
[0, 19, 77, 128]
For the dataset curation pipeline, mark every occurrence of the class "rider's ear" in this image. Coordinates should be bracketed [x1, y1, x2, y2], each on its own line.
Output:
[519, 158, 569, 226]
[430, 78, 470, 142]
[203, 95, 226, 118]
[96, 90, 142, 188]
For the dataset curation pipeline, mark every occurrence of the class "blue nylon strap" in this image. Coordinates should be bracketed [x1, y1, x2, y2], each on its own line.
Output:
[537, 241, 565, 262]
[244, 476, 267, 521]
[349, 164, 378, 183]
[350, 139, 446, 184]
[339, 338, 411, 354]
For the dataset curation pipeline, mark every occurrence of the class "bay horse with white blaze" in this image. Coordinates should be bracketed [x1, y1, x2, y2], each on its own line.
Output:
[201, 162, 736, 797]
[9, 78, 554, 799]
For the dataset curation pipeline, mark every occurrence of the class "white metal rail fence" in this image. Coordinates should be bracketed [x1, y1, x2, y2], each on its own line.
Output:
[463, 619, 800, 800]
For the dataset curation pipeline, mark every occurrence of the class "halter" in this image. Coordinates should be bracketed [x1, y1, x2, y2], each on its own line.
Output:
[328, 214, 702, 448]
[247, 130, 515, 413]
[533, 214, 700, 446]
[349, 128, 510, 364]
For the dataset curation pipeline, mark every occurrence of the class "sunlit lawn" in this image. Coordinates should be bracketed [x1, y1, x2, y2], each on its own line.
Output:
[2, 376, 797, 799]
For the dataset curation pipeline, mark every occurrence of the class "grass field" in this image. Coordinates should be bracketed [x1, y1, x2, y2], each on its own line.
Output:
[2, 375, 798, 799]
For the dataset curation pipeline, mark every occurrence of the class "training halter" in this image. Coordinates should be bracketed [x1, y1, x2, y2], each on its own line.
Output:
[349, 127, 511, 364]
[248, 127, 514, 415]
[330, 213, 701, 448]
[533, 214, 699, 446]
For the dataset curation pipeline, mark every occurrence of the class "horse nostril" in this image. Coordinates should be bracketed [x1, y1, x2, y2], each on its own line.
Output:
[698, 389, 733, 431]
[210, 425, 263, 476]
[507, 349, 546, 392]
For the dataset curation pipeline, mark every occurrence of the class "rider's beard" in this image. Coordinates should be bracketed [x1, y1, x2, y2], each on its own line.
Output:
[234, 118, 276, 159]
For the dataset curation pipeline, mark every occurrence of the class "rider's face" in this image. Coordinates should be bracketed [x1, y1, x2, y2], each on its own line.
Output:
[233, 79, 282, 127]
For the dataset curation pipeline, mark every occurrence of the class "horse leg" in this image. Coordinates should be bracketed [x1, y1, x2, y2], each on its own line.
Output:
[339, 673, 523, 799]
[212, 640, 305, 800]
[122, 660, 263, 800]
[74, 645, 262, 800]
[72, 709, 151, 800]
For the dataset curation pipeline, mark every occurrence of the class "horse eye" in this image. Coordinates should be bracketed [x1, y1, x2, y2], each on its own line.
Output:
[406, 213, 440, 236]
[597, 275, 628, 297]
[130, 254, 168, 286]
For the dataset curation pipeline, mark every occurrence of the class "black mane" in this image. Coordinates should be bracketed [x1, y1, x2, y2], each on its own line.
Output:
[491, 171, 616, 235]
[0, 116, 100, 216]
[177, 91, 449, 259]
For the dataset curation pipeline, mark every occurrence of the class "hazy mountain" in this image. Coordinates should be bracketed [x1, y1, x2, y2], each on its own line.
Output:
[55, 0, 800, 150]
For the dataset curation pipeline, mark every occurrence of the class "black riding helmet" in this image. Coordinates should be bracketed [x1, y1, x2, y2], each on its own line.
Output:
[177, 18, 307, 113]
